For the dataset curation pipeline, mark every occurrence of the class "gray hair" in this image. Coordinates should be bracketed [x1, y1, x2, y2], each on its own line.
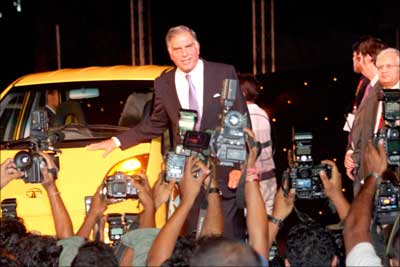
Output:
[376, 47, 400, 65]
[165, 25, 198, 48]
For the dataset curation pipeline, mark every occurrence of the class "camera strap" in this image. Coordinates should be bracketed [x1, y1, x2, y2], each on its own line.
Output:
[195, 175, 213, 239]
[235, 164, 248, 210]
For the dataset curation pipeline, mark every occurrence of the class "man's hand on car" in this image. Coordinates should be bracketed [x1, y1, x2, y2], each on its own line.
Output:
[86, 138, 117, 158]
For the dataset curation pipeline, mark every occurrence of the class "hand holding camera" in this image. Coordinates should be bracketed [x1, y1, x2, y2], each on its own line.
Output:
[152, 170, 176, 209]
[319, 159, 343, 199]
[179, 155, 210, 205]
[0, 158, 24, 189]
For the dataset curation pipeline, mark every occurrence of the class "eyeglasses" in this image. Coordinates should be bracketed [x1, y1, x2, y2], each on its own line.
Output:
[377, 64, 400, 71]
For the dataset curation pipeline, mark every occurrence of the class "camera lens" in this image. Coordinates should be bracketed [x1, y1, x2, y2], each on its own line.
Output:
[14, 151, 33, 171]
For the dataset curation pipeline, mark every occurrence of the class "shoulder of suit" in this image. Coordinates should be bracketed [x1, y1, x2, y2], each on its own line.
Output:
[155, 67, 176, 82]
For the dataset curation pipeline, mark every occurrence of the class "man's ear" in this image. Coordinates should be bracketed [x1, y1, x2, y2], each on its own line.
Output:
[331, 255, 338, 267]
[284, 258, 291, 267]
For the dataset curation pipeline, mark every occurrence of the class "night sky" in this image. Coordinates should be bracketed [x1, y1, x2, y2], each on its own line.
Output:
[1, 0, 399, 89]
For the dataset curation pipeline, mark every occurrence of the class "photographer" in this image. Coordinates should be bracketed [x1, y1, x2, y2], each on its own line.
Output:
[0, 158, 24, 189]
[146, 155, 223, 266]
[320, 159, 350, 220]
[39, 152, 74, 239]
[344, 139, 387, 266]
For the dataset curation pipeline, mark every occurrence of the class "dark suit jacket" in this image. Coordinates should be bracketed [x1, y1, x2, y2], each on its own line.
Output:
[117, 59, 250, 197]
[351, 83, 381, 194]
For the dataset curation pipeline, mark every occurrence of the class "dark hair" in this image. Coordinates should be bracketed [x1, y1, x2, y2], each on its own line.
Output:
[161, 235, 197, 267]
[286, 222, 336, 267]
[0, 248, 22, 267]
[238, 73, 261, 102]
[352, 36, 388, 63]
[190, 236, 261, 267]
[71, 240, 119, 267]
[14, 235, 61, 267]
[0, 216, 27, 252]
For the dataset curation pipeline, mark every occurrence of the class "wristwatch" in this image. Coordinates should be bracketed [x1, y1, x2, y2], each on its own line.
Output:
[47, 168, 58, 179]
[267, 214, 283, 227]
[208, 187, 222, 195]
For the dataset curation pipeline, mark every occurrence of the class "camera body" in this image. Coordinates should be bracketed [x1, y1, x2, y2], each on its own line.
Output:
[210, 79, 248, 167]
[374, 180, 400, 225]
[104, 172, 140, 199]
[373, 89, 400, 167]
[165, 109, 211, 182]
[288, 131, 331, 199]
[13, 110, 61, 183]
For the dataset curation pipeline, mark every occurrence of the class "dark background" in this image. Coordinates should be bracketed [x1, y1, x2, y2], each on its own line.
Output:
[1, 0, 399, 222]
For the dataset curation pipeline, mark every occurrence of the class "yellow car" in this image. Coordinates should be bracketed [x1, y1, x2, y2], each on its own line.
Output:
[0, 65, 173, 238]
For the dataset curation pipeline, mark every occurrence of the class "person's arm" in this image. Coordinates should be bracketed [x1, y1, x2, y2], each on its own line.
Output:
[343, 139, 387, 254]
[0, 158, 24, 189]
[76, 184, 108, 239]
[39, 152, 74, 239]
[199, 159, 223, 237]
[243, 128, 268, 259]
[131, 173, 156, 228]
[319, 159, 350, 220]
[146, 156, 209, 267]
[152, 171, 176, 211]
[268, 186, 295, 251]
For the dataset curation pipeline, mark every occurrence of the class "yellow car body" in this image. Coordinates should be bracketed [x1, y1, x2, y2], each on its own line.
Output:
[0, 65, 173, 238]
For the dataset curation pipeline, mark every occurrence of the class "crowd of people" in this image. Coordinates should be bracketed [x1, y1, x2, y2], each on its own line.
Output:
[1, 25, 400, 267]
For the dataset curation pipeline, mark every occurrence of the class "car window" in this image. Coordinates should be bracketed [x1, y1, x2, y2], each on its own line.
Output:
[0, 81, 155, 142]
[0, 92, 26, 141]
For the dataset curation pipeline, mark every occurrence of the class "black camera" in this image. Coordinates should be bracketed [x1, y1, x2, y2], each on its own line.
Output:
[1, 198, 17, 218]
[210, 79, 248, 167]
[103, 172, 140, 199]
[13, 110, 61, 183]
[288, 131, 331, 199]
[107, 213, 125, 245]
[374, 89, 400, 167]
[165, 110, 210, 182]
[374, 180, 400, 225]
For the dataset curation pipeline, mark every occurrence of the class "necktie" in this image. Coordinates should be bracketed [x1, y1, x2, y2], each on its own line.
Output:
[186, 74, 201, 130]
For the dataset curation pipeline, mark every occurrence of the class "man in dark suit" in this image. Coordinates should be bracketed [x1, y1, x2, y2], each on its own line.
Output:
[344, 36, 387, 181]
[349, 48, 399, 195]
[87, 25, 249, 239]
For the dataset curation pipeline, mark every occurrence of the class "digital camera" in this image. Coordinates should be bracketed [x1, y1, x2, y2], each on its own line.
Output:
[13, 110, 61, 183]
[165, 109, 210, 182]
[103, 172, 140, 199]
[288, 131, 331, 199]
[210, 79, 248, 167]
[289, 163, 332, 199]
[374, 180, 400, 225]
[373, 89, 400, 166]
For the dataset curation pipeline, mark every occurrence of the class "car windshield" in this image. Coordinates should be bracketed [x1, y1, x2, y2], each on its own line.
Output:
[0, 80, 155, 142]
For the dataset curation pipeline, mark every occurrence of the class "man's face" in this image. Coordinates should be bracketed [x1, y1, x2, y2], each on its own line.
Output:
[353, 51, 362, 73]
[167, 31, 200, 73]
[376, 52, 400, 88]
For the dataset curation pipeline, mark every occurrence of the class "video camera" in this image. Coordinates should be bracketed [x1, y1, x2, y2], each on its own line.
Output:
[13, 110, 62, 183]
[209, 79, 248, 167]
[373, 89, 400, 167]
[286, 130, 331, 199]
[102, 171, 142, 199]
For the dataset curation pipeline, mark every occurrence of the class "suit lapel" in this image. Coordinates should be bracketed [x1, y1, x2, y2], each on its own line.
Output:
[202, 61, 222, 130]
